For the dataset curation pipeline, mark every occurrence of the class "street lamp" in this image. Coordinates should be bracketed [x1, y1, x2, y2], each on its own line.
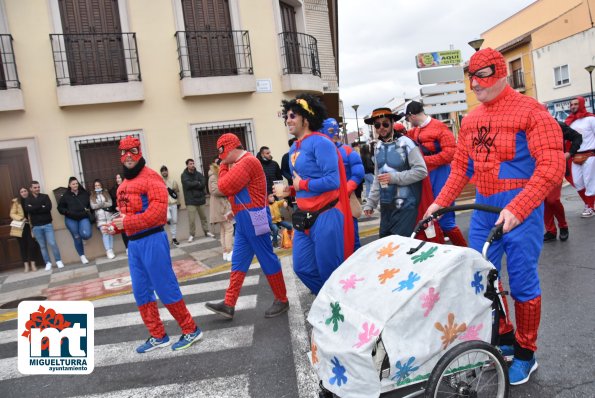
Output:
[586, 65, 595, 112]
[468, 38, 485, 52]
[352, 104, 360, 144]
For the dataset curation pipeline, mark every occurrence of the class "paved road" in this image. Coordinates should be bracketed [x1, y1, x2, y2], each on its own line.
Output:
[0, 186, 593, 397]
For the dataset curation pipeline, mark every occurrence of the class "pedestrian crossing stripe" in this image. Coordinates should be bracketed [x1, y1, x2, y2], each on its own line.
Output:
[0, 325, 254, 381]
[79, 375, 251, 397]
[0, 280, 260, 344]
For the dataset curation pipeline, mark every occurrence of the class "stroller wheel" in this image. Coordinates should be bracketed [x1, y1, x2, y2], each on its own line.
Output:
[424, 341, 509, 398]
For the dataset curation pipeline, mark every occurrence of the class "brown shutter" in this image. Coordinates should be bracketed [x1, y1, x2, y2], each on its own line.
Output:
[280, 2, 301, 74]
[58, 0, 127, 85]
[182, 0, 237, 77]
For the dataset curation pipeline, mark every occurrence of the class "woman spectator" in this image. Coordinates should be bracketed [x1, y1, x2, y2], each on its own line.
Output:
[110, 173, 129, 250]
[90, 179, 115, 259]
[57, 177, 93, 264]
[9, 187, 39, 272]
[208, 157, 234, 261]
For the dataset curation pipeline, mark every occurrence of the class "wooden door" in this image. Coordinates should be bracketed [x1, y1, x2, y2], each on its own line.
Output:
[0, 148, 40, 271]
[58, 0, 127, 85]
[280, 1, 301, 74]
[181, 0, 237, 77]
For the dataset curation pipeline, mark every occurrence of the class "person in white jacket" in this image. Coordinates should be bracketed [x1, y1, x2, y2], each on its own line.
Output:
[90, 179, 115, 259]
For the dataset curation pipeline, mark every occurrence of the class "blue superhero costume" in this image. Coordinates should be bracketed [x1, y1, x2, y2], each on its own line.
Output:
[289, 132, 354, 294]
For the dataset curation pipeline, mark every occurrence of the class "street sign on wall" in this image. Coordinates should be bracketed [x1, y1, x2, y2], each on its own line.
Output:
[416, 50, 462, 68]
[418, 66, 464, 85]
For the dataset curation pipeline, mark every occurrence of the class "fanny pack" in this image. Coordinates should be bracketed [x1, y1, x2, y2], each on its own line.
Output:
[293, 199, 338, 232]
[572, 151, 595, 165]
[235, 191, 271, 237]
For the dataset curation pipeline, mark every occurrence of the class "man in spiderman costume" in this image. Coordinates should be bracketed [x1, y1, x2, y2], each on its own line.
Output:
[204, 133, 289, 319]
[277, 94, 354, 295]
[425, 48, 565, 385]
[566, 96, 595, 217]
[110, 136, 202, 353]
[405, 101, 467, 246]
[320, 117, 365, 249]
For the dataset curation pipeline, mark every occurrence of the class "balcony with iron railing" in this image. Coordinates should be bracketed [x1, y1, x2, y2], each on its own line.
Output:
[508, 69, 525, 91]
[0, 34, 24, 111]
[278, 32, 323, 93]
[49, 32, 144, 106]
[175, 30, 256, 97]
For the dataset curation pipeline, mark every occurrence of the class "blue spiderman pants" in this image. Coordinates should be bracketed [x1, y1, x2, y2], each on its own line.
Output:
[430, 165, 456, 232]
[293, 207, 345, 294]
[129, 230, 196, 337]
[224, 208, 287, 307]
[469, 189, 543, 355]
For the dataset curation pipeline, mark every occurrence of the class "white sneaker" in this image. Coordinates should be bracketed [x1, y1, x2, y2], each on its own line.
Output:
[45, 262, 52, 271]
[106, 250, 115, 259]
[206, 232, 215, 238]
[80, 255, 89, 264]
[187, 235, 194, 243]
[226, 251, 233, 262]
[581, 207, 595, 218]
[56, 261, 65, 269]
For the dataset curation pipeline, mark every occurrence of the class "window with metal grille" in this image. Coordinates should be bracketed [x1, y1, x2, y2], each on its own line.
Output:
[193, 121, 254, 178]
[554, 65, 570, 87]
[72, 133, 140, 192]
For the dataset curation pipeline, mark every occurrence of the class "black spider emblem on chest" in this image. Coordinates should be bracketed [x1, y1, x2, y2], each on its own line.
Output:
[472, 123, 498, 162]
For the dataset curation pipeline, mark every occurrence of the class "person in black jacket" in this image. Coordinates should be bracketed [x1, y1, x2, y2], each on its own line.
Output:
[25, 181, 64, 271]
[543, 121, 583, 241]
[181, 159, 213, 241]
[57, 177, 93, 264]
[257, 146, 283, 194]
[360, 144, 375, 202]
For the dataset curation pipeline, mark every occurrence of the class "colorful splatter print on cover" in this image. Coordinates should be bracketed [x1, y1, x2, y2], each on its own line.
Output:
[308, 234, 495, 398]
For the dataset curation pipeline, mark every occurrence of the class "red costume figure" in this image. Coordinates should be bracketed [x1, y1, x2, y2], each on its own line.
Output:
[425, 48, 565, 385]
[110, 136, 202, 353]
[565, 96, 595, 217]
[405, 102, 467, 247]
[543, 120, 582, 241]
[205, 133, 289, 319]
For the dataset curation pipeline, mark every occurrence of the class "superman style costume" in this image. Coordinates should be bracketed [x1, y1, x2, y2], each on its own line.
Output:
[210, 133, 288, 317]
[408, 117, 467, 246]
[321, 118, 364, 249]
[289, 132, 354, 294]
[435, 49, 565, 363]
[116, 136, 198, 349]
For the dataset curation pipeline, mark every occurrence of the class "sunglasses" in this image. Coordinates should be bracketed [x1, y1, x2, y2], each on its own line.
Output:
[468, 64, 496, 80]
[284, 113, 298, 120]
[374, 121, 391, 129]
[120, 147, 139, 156]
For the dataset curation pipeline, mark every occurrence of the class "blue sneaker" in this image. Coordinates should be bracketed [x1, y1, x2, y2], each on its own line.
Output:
[172, 327, 203, 351]
[497, 345, 514, 361]
[509, 357, 538, 385]
[136, 335, 170, 353]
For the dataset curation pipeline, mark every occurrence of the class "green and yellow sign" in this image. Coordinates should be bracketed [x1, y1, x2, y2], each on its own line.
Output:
[416, 50, 462, 68]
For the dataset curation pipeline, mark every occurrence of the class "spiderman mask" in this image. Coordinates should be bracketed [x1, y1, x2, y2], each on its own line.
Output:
[468, 48, 507, 89]
[119, 136, 142, 164]
[217, 133, 241, 161]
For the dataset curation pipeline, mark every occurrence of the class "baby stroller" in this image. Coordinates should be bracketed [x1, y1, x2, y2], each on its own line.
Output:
[309, 205, 510, 398]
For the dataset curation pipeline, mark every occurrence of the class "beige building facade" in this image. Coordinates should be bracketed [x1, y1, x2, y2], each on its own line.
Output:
[0, 0, 338, 270]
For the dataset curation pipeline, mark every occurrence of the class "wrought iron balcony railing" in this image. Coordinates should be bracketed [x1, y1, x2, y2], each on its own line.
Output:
[0, 34, 21, 89]
[279, 32, 320, 77]
[49, 33, 141, 86]
[508, 69, 525, 90]
[175, 30, 253, 79]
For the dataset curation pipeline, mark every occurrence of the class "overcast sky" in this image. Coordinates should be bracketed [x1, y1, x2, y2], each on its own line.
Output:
[338, 0, 536, 129]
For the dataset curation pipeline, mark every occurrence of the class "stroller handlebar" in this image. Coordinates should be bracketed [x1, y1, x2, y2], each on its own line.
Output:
[413, 204, 505, 251]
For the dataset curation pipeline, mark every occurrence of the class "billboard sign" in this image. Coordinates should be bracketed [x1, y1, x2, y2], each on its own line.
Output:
[416, 50, 462, 68]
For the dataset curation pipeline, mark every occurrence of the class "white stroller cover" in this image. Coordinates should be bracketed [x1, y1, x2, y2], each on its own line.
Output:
[308, 235, 495, 398]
